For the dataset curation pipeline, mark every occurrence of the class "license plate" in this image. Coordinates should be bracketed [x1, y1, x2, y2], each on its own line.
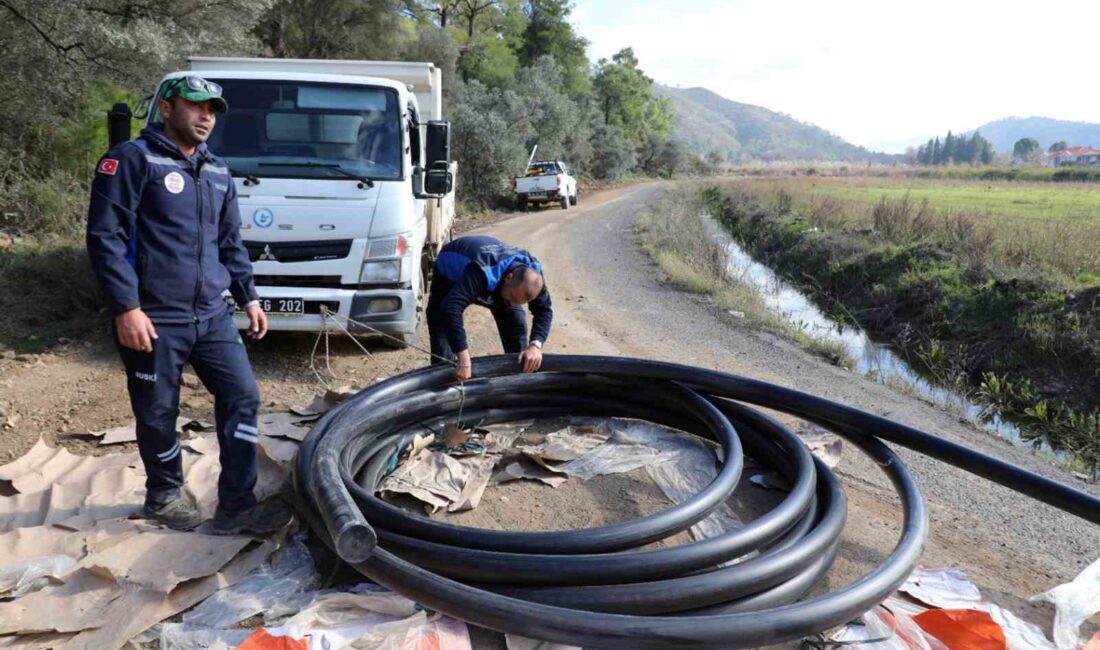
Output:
[528, 191, 547, 198]
[258, 297, 304, 315]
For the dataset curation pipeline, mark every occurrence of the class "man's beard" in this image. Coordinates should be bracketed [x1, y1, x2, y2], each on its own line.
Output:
[168, 116, 210, 147]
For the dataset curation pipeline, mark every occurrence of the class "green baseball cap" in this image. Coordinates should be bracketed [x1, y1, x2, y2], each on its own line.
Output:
[162, 76, 228, 113]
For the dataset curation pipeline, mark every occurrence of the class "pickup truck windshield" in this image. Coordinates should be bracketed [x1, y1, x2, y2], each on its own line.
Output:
[155, 80, 403, 181]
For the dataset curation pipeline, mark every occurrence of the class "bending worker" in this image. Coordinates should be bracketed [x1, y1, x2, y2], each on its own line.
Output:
[427, 235, 553, 381]
[86, 75, 289, 534]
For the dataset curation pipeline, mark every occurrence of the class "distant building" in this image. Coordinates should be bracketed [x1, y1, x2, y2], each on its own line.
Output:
[1046, 146, 1100, 166]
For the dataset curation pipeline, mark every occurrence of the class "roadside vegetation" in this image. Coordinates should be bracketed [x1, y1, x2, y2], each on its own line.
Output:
[634, 187, 853, 367]
[728, 162, 1100, 184]
[702, 177, 1100, 473]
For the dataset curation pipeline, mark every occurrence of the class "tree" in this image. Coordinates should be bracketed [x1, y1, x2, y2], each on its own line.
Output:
[943, 131, 955, 164]
[515, 56, 583, 160]
[919, 138, 934, 165]
[705, 149, 726, 170]
[255, 0, 407, 60]
[979, 139, 994, 165]
[1012, 137, 1041, 162]
[448, 79, 533, 201]
[932, 137, 942, 165]
[0, 0, 272, 178]
[589, 123, 636, 180]
[592, 48, 673, 149]
[1049, 140, 1068, 153]
[519, 0, 588, 95]
[971, 131, 994, 165]
[402, 25, 460, 101]
[457, 0, 498, 38]
[655, 140, 688, 178]
[403, 0, 462, 28]
[457, 32, 518, 86]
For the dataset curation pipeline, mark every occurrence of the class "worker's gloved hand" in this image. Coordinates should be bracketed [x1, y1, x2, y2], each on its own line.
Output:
[454, 349, 473, 382]
[519, 344, 543, 373]
[244, 303, 268, 340]
[115, 308, 158, 352]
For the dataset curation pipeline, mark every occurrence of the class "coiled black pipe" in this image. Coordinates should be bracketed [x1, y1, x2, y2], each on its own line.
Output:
[294, 355, 1100, 649]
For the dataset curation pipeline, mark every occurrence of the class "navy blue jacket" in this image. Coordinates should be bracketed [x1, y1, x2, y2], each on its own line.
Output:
[433, 235, 552, 352]
[86, 125, 257, 323]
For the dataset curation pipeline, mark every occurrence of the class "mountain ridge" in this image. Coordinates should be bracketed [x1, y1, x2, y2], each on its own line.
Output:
[966, 116, 1100, 153]
[655, 85, 883, 163]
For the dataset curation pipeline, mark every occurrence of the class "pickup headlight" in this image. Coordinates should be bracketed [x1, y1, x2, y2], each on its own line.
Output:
[360, 260, 401, 283]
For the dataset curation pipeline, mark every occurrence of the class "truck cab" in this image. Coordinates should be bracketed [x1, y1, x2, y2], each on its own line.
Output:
[145, 58, 455, 347]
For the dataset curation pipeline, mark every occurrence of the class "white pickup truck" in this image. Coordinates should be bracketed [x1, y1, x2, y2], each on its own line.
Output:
[512, 160, 577, 211]
[114, 57, 457, 347]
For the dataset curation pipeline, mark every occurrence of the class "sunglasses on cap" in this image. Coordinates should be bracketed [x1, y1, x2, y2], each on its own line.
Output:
[167, 76, 223, 97]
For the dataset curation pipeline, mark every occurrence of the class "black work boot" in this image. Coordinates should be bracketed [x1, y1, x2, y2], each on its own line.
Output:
[210, 498, 293, 536]
[143, 493, 203, 531]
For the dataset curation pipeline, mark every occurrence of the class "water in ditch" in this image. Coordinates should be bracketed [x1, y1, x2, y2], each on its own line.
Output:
[710, 221, 1061, 460]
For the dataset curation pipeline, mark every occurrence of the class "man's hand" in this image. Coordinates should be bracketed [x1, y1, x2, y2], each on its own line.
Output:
[454, 349, 472, 382]
[245, 303, 268, 340]
[115, 308, 158, 352]
[519, 344, 543, 373]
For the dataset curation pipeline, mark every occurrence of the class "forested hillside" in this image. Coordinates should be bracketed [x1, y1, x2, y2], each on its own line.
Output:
[657, 85, 880, 162]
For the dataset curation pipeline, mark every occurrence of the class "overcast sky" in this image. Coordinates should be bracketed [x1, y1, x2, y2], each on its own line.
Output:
[572, 1, 1100, 152]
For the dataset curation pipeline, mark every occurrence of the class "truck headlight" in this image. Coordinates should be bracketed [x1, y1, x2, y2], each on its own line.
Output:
[360, 260, 401, 283]
[366, 235, 410, 259]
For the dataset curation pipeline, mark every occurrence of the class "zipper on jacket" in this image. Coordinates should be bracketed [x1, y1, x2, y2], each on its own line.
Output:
[191, 160, 205, 322]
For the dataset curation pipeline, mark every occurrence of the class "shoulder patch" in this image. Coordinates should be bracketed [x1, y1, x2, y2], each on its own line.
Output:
[97, 159, 119, 175]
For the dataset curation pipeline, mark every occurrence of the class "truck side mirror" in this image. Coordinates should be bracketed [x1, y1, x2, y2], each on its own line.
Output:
[417, 120, 453, 198]
[107, 102, 133, 148]
[424, 167, 453, 195]
[425, 120, 451, 168]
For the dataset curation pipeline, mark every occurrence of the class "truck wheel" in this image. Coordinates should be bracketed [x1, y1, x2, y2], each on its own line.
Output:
[520, 200, 529, 213]
[571, 191, 579, 206]
[560, 195, 569, 210]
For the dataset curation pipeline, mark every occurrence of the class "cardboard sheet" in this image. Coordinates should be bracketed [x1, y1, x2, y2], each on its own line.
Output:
[80, 529, 252, 592]
[60, 539, 275, 650]
[0, 470, 146, 532]
[380, 450, 467, 512]
[0, 439, 138, 494]
[0, 568, 124, 635]
[257, 412, 318, 441]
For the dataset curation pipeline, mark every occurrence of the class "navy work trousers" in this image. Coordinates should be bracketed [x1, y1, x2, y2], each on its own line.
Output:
[116, 307, 260, 514]
[426, 276, 527, 364]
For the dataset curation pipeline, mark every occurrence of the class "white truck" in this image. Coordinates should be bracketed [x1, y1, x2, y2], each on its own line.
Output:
[117, 57, 456, 347]
[512, 160, 577, 211]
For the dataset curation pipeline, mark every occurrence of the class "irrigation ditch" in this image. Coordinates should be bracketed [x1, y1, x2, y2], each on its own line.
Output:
[698, 185, 1099, 479]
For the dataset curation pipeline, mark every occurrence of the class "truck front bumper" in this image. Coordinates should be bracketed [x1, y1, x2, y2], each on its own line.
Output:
[233, 285, 417, 335]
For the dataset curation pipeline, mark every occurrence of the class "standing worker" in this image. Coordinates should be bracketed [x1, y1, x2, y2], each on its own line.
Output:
[427, 235, 553, 381]
[86, 75, 290, 534]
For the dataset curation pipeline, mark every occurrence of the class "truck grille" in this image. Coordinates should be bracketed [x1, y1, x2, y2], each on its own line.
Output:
[244, 240, 353, 263]
[254, 275, 345, 289]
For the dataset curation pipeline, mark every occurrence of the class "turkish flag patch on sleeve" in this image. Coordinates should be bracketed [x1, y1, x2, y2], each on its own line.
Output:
[97, 158, 119, 175]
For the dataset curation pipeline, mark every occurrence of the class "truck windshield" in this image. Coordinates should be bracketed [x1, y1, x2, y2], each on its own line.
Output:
[156, 80, 403, 181]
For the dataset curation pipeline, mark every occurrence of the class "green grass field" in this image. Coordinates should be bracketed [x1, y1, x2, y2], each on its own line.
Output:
[728, 176, 1100, 285]
[791, 177, 1100, 222]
